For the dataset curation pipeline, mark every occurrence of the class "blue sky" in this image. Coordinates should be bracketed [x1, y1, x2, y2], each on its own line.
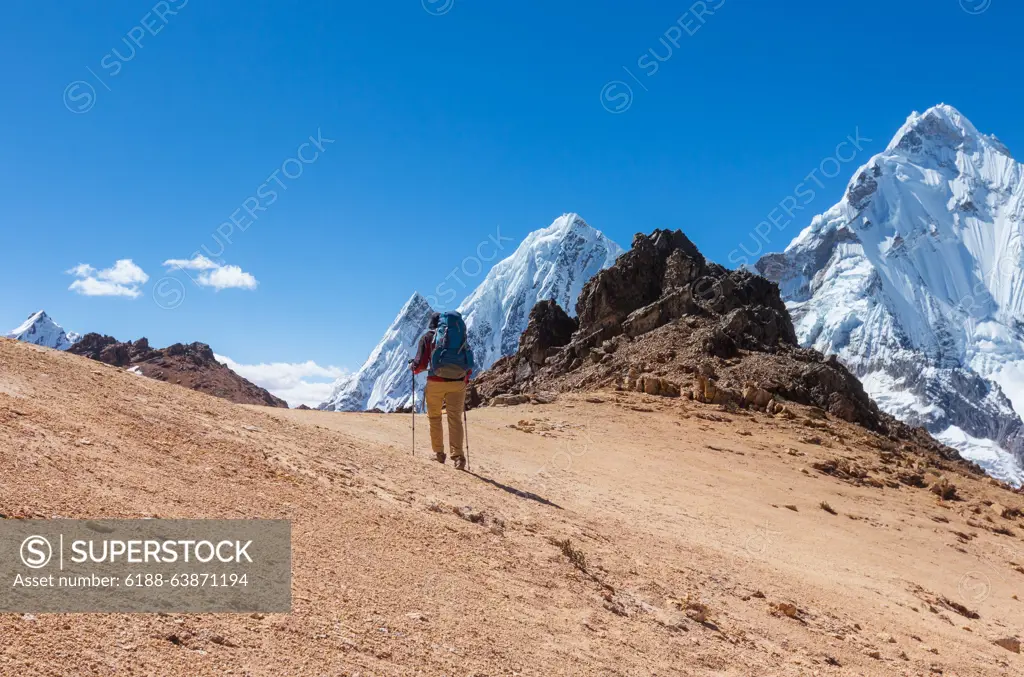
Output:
[3, 0, 1022, 402]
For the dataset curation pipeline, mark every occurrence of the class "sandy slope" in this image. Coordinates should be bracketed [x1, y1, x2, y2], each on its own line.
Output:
[2, 337, 1023, 676]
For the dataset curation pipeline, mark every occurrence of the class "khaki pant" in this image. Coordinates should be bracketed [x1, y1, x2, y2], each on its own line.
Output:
[424, 379, 466, 459]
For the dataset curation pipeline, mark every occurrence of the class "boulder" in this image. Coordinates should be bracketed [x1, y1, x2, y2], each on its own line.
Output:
[490, 394, 531, 407]
[636, 375, 680, 398]
[994, 637, 1021, 654]
[742, 383, 773, 410]
[693, 374, 737, 405]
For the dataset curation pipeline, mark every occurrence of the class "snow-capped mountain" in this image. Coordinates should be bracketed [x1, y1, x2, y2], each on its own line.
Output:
[319, 214, 623, 412]
[757, 104, 1024, 485]
[4, 311, 80, 351]
[319, 293, 435, 412]
[459, 213, 623, 372]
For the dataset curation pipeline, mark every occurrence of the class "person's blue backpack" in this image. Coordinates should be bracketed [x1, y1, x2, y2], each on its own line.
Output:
[430, 311, 474, 379]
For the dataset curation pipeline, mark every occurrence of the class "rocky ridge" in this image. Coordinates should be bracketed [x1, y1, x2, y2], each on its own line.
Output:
[69, 333, 287, 408]
[474, 229, 964, 462]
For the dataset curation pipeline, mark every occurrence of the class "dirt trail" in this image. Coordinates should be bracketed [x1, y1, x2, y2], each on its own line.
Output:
[2, 338, 1023, 675]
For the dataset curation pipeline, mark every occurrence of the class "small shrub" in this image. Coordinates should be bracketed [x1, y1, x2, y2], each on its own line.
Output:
[820, 501, 838, 515]
[551, 538, 588, 573]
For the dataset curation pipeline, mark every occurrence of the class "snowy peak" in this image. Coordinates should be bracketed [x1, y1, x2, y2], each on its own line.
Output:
[5, 310, 79, 351]
[458, 213, 624, 371]
[396, 292, 433, 322]
[319, 214, 624, 412]
[539, 212, 596, 239]
[882, 103, 1013, 160]
[758, 105, 1024, 485]
[886, 104, 982, 154]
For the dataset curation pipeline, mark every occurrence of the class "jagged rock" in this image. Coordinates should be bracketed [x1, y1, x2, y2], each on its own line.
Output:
[575, 229, 705, 334]
[519, 300, 578, 371]
[694, 326, 739, 359]
[70, 333, 129, 367]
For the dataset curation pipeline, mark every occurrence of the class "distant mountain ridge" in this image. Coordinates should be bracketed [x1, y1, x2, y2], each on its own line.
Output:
[69, 333, 288, 408]
[4, 311, 79, 351]
[319, 214, 623, 412]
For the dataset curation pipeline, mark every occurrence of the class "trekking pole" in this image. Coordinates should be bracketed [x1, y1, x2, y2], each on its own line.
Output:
[411, 368, 415, 456]
[463, 407, 471, 471]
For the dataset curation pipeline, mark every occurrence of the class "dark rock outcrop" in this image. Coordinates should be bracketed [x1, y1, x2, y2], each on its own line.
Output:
[69, 334, 287, 408]
[519, 300, 578, 372]
[569, 229, 797, 357]
[70, 333, 156, 367]
[468, 301, 576, 408]
[473, 229, 963, 461]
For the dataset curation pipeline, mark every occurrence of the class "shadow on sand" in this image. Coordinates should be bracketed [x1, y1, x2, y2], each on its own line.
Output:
[466, 471, 563, 510]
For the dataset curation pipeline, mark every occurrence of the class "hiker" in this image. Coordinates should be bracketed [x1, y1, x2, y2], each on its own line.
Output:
[409, 311, 475, 469]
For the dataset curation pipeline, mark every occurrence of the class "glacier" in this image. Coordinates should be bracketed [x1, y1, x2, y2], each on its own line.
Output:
[758, 104, 1024, 485]
[4, 311, 80, 351]
[319, 214, 623, 412]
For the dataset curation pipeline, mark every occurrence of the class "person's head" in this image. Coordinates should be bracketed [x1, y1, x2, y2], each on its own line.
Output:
[428, 312, 440, 330]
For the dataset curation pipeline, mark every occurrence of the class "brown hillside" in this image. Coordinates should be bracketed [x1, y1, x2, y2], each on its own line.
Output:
[2, 338, 1024, 675]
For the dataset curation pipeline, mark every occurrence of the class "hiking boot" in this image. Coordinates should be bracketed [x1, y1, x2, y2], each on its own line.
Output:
[453, 455, 466, 471]
[434, 452, 447, 464]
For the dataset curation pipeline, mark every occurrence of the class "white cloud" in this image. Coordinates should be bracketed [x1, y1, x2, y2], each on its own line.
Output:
[66, 263, 96, 277]
[198, 265, 258, 290]
[163, 254, 220, 271]
[67, 259, 148, 298]
[164, 256, 258, 290]
[215, 354, 347, 408]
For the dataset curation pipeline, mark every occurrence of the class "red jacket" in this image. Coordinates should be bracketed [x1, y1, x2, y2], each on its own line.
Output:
[411, 330, 471, 383]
